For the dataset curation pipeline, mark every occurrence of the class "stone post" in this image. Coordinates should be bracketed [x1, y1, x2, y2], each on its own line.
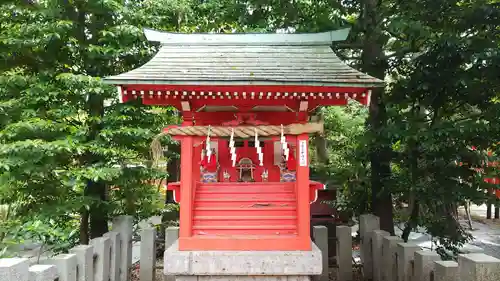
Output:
[382, 236, 403, 281]
[372, 230, 390, 281]
[140, 227, 157, 281]
[396, 243, 420, 281]
[165, 227, 179, 249]
[91, 236, 111, 281]
[104, 231, 121, 281]
[313, 225, 328, 281]
[413, 251, 440, 281]
[69, 245, 93, 281]
[433, 261, 458, 281]
[29, 264, 58, 281]
[164, 227, 179, 281]
[51, 253, 78, 281]
[113, 215, 134, 281]
[359, 214, 380, 280]
[336, 225, 352, 281]
[458, 253, 500, 281]
[0, 258, 30, 281]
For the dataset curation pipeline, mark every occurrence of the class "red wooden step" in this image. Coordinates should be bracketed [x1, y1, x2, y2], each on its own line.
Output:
[197, 182, 294, 192]
[191, 234, 298, 239]
[192, 225, 297, 235]
[195, 193, 296, 200]
[194, 198, 296, 208]
[193, 206, 296, 216]
[193, 215, 297, 226]
[197, 187, 294, 193]
[198, 182, 294, 187]
[196, 189, 294, 194]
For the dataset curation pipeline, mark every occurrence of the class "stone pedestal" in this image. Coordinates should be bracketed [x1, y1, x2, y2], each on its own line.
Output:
[164, 240, 322, 281]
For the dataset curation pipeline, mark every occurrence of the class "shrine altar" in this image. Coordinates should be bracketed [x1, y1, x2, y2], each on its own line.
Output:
[104, 27, 383, 281]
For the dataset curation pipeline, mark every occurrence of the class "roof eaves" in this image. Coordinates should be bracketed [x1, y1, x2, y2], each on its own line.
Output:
[102, 78, 384, 88]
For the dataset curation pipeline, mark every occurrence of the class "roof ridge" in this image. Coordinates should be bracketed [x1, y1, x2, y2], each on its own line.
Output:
[143, 28, 351, 46]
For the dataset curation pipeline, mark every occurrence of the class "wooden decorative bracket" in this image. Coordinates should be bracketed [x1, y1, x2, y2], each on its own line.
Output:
[222, 113, 269, 126]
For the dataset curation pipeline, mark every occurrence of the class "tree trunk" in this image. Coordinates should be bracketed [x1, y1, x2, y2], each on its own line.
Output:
[361, 0, 395, 234]
[86, 89, 108, 238]
[314, 135, 329, 164]
[89, 181, 109, 238]
[79, 208, 89, 244]
[487, 203, 492, 219]
[401, 199, 419, 242]
[465, 200, 473, 230]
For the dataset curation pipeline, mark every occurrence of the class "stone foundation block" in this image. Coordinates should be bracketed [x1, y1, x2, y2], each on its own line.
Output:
[177, 277, 311, 281]
[164, 240, 322, 276]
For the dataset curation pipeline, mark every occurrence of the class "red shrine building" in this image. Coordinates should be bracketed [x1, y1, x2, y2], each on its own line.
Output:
[105, 28, 383, 251]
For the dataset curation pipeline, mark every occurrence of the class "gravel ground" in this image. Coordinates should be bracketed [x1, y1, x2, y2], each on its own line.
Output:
[461, 216, 500, 259]
[470, 240, 500, 259]
[131, 259, 165, 281]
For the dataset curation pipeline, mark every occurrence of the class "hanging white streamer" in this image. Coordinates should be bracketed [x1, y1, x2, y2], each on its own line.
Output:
[206, 125, 212, 161]
[254, 128, 263, 166]
[280, 124, 289, 161]
[229, 128, 236, 167]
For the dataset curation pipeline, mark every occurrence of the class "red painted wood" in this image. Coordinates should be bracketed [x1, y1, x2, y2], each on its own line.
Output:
[166, 182, 181, 203]
[179, 236, 309, 251]
[123, 84, 368, 93]
[193, 112, 301, 126]
[140, 80, 367, 250]
[191, 182, 298, 237]
[193, 207, 297, 217]
[179, 137, 194, 238]
[295, 134, 312, 250]
[140, 96, 352, 110]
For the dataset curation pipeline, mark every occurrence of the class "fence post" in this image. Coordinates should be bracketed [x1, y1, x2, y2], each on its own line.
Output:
[372, 230, 389, 281]
[336, 225, 352, 281]
[104, 231, 121, 281]
[28, 264, 58, 281]
[433, 261, 458, 281]
[0, 258, 30, 281]
[414, 251, 440, 281]
[359, 214, 380, 280]
[165, 227, 179, 250]
[312, 226, 328, 281]
[382, 236, 403, 281]
[51, 253, 78, 281]
[396, 243, 420, 281]
[458, 253, 500, 281]
[69, 245, 93, 281]
[164, 227, 179, 281]
[91, 236, 111, 281]
[140, 227, 157, 281]
[113, 215, 134, 281]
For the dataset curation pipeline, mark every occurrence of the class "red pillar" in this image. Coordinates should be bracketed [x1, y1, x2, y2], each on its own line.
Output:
[179, 136, 194, 239]
[296, 133, 311, 250]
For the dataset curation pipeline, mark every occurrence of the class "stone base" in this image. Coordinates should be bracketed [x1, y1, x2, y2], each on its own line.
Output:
[164, 240, 322, 277]
[177, 276, 311, 281]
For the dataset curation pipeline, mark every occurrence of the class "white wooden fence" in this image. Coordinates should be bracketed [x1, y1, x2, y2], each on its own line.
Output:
[2, 213, 500, 281]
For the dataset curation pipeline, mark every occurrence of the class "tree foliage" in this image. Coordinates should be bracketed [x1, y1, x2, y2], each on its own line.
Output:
[0, 0, 499, 259]
[0, 0, 176, 254]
